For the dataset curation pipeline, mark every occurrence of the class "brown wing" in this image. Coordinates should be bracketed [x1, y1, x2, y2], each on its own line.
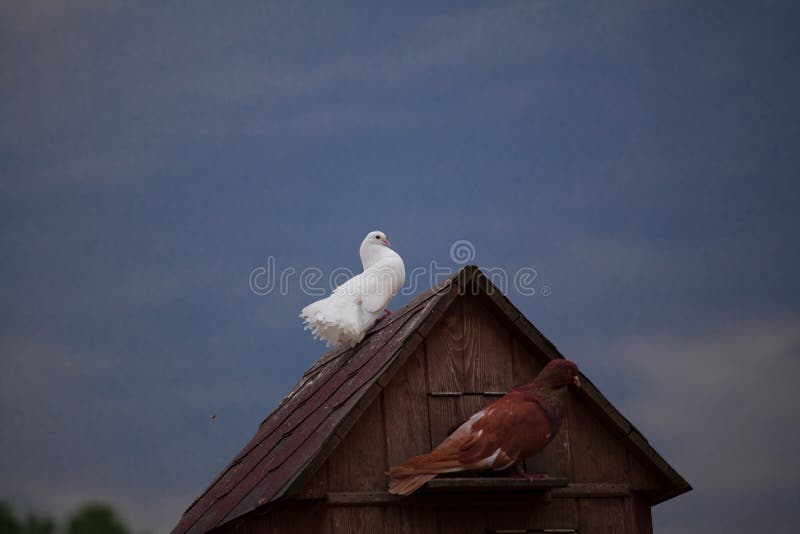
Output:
[389, 392, 553, 475]
[457, 392, 555, 470]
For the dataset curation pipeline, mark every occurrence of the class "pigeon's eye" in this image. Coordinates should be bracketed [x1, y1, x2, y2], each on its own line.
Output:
[375, 235, 381, 239]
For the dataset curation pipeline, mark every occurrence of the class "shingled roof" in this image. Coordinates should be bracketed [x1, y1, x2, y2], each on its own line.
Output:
[173, 266, 691, 533]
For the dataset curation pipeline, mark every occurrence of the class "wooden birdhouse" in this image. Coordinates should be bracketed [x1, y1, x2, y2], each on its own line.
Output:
[173, 266, 690, 533]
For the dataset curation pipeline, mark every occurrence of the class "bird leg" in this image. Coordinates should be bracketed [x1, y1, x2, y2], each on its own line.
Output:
[374, 309, 393, 323]
[513, 463, 549, 481]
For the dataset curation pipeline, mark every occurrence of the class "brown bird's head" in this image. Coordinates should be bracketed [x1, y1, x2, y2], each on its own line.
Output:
[531, 359, 581, 392]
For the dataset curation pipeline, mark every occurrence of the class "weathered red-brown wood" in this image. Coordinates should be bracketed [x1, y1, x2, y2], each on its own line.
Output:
[578, 498, 628, 534]
[383, 506, 433, 534]
[379, 506, 439, 534]
[296, 465, 327, 500]
[383, 346, 431, 466]
[327, 397, 386, 492]
[484, 504, 530, 532]
[435, 506, 486, 534]
[529, 497, 579, 530]
[628, 452, 663, 494]
[462, 295, 514, 392]
[569, 396, 629, 483]
[221, 503, 330, 534]
[330, 507, 385, 534]
[427, 396, 462, 447]
[628, 494, 653, 534]
[426, 298, 464, 392]
[459, 394, 493, 429]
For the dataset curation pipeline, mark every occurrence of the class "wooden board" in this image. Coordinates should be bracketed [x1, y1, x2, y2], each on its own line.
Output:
[427, 396, 463, 447]
[330, 507, 385, 534]
[628, 494, 653, 534]
[383, 506, 438, 534]
[569, 396, 629, 483]
[426, 297, 464, 392]
[327, 397, 387, 492]
[296, 464, 328, 500]
[578, 498, 628, 534]
[529, 497, 579, 530]
[227, 503, 330, 534]
[435, 506, 486, 534]
[462, 295, 514, 392]
[383, 346, 432, 466]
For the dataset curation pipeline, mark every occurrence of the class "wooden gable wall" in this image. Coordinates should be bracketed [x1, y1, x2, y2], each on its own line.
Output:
[221, 293, 664, 533]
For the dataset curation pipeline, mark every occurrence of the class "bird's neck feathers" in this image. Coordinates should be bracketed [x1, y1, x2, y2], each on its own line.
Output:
[360, 243, 399, 270]
[515, 376, 569, 415]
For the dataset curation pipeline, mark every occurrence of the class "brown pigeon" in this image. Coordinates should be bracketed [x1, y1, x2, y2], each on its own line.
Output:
[387, 359, 580, 495]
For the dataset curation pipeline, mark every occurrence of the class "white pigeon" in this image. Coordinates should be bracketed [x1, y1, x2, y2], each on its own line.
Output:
[300, 230, 405, 348]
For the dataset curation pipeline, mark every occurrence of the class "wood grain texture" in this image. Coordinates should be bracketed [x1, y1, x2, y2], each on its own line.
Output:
[462, 295, 514, 392]
[436, 506, 486, 534]
[426, 298, 464, 392]
[628, 494, 654, 534]
[383, 346, 431, 466]
[223, 503, 330, 534]
[383, 506, 438, 534]
[569, 396, 629, 484]
[529, 497, 579, 530]
[330, 507, 385, 534]
[296, 464, 327, 500]
[628, 452, 663, 494]
[484, 505, 530, 533]
[578, 498, 628, 534]
[427, 396, 463, 447]
[327, 397, 386, 492]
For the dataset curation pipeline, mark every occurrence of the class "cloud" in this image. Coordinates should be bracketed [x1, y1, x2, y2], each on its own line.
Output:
[612, 318, 800, 494]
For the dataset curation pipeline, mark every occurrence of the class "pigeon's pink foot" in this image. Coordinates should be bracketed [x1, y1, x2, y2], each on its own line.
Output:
[375, 309, 392, 324]
[513, 464, 550, 481]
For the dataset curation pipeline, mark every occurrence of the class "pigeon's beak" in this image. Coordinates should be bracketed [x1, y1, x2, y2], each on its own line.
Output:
[573, 375, 581, 388]
[382, 239, 391, 246]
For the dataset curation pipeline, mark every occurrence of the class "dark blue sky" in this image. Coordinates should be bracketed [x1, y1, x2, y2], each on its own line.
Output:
[1, 2, 798, 532]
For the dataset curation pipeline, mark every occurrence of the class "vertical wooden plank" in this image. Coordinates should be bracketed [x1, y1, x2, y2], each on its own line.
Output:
[384, 347, 431, 466]
[245, 503, 330, 534]
[462, 295, 514, 392]
[296, 464, 327, 499]
[326, 397, 386, 492]
[485, 505, 530, 532]
[326, 447, 349, 492]
[529, 497, 579, 530]
[436, 506, 485, 534]
[460, 394, 493, 423]
[511, 336, 544, 385]
[628, 452, 662, 493]
[348, 399, 387, 491]
[415, 506, 440, 534]
[426, 298, 464, 392]
[578, 498, 628, 534]
[428, 396, 463, 447]
[351, 507, 386, 534]
[384, 505, 439, 534]
[628, 494, 654, 534]
[331, 508, 386, 534]
[569, 396, 629, 483]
